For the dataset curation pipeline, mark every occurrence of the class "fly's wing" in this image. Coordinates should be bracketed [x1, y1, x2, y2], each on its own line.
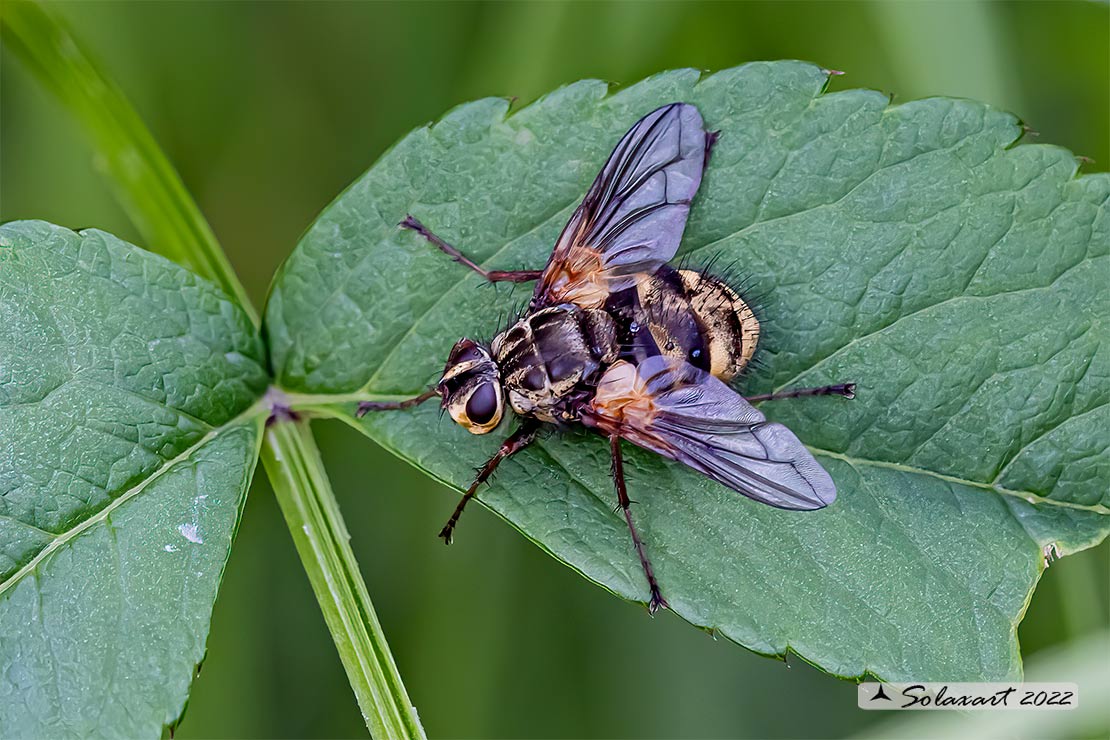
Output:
[583, 356, 836, 510]
[532, 103, 711, 309]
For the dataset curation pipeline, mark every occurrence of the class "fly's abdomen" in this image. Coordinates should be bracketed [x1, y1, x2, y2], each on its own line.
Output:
[678, 269, 759, 380]
[633, 267, 759, 381]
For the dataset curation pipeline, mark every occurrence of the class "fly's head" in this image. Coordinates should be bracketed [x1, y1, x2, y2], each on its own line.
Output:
[438, 338, 504, 434]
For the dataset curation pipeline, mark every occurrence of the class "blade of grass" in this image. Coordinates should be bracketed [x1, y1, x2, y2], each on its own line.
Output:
[1, 3, 425, 737]
[0, 0, 256, 322]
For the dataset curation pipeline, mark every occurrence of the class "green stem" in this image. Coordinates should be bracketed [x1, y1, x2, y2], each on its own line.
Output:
[262, 421, 426, 740]
[1, 3, 426, 737]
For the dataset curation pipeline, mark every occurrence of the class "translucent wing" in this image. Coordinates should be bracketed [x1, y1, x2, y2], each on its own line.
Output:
[532, 103, 712, 309]
[582, 356, 836, 510]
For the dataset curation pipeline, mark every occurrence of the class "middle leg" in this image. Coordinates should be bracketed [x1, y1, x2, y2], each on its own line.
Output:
[401, 215, 542, 283]
[610, 434, 668, 614]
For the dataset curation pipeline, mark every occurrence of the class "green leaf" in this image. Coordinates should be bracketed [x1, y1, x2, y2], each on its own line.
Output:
[0, 220, 269, 737]
[3, 3, 427, 732]
[265, 63, 1109, 681]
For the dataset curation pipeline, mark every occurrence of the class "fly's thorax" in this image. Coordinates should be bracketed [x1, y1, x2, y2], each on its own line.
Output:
[632, 267, 759, 381]
[438, 338, 504, 434]
[492, 304, 617, 422]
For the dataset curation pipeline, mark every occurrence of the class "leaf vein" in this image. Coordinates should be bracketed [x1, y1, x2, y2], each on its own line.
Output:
[811, 447, 1109, 515]
[992, 400, 1109, 487]
[0, 403, 265, 598]
[771, 255, 1099, 393]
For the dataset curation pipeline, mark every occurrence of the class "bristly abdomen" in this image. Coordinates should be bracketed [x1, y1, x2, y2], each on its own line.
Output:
[608, 264, 761, 382]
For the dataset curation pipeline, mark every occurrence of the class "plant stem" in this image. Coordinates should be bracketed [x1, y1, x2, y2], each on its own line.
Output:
[1, 4, 426, 737]
[262, 421, 426, 740]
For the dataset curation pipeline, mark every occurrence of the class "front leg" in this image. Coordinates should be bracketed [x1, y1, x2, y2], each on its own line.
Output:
[439, 420, 541, 543]
[356, 387, 439, 417]
[401, 215, 542, 283]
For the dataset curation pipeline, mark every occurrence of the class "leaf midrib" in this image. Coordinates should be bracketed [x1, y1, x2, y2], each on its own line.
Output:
[311, 405, 1109, 517]
[316, 406, 1048, 677]
[330, 247, 1104, 510]
[0, 400, 267, 598]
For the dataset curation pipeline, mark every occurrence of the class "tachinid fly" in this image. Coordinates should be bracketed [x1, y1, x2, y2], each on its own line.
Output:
[358, 103, 854, 613]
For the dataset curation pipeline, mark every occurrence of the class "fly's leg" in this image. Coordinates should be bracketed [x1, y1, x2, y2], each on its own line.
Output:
[610, 434, 668, 614]
[439, 420, 540, 543]
[400, 215, 543, 283]
[746, 383, 856, 403]
[356, 387, 439, 418]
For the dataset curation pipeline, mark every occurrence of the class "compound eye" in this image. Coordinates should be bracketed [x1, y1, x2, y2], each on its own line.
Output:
[465, 382, 500, 427]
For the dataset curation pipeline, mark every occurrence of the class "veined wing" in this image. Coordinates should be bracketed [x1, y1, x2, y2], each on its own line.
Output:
[581, 356, 836, 510]
[533, 103, 713, 309]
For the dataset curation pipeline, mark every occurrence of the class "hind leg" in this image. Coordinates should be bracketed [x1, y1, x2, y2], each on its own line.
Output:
[746, 383, 855, 403]
[609, 434, 667, 614]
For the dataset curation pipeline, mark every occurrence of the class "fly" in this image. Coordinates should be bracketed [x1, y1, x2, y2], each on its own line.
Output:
[357, 103, 855, 613]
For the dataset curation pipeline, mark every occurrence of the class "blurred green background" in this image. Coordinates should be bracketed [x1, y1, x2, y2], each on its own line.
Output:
[2, 1, 1107, 738]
